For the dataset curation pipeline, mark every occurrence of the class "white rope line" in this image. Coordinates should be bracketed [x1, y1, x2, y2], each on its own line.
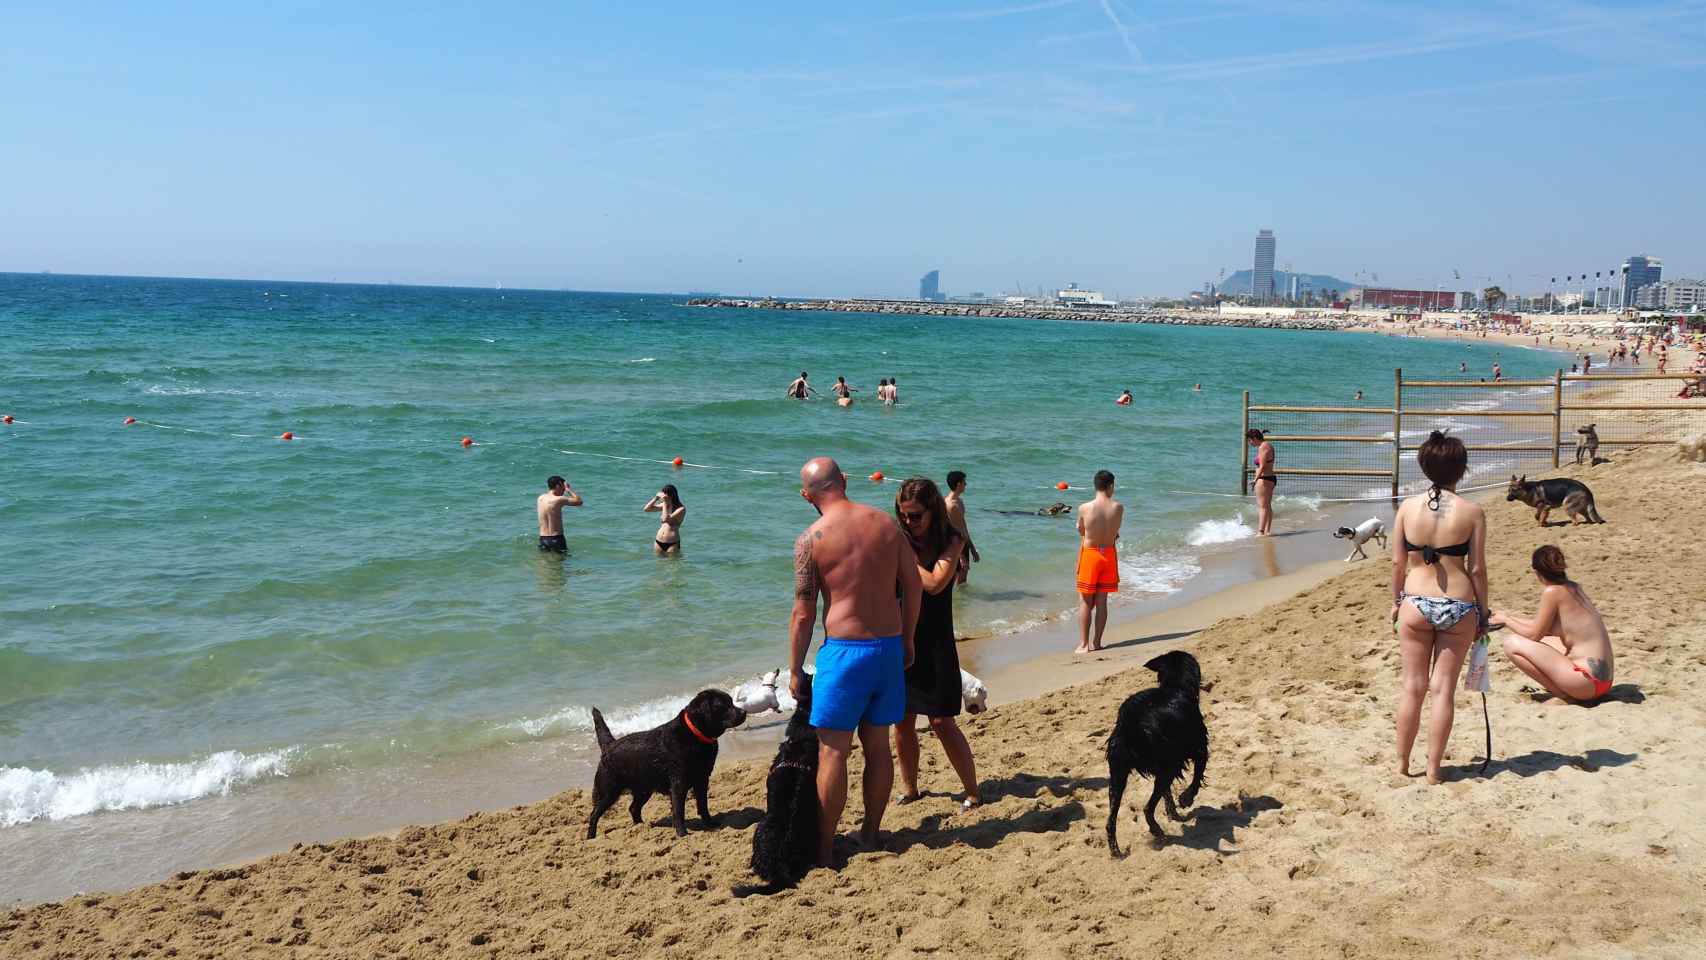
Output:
[557, 448, 778, 475]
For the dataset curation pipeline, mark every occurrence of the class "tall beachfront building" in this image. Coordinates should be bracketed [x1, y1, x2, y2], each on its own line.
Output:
[1253, 230, 1276, 301]
[1621, 255, 1661, 305]
[920, 270, 941, 302]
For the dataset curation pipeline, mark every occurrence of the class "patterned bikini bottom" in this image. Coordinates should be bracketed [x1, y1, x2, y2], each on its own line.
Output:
[1404, 595, 1478, 631]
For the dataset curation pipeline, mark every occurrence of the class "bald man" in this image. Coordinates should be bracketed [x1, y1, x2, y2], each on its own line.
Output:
[790, 456, 921, 867]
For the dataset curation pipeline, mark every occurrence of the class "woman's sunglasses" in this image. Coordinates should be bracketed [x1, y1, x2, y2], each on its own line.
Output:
[899, 509, 927, 522]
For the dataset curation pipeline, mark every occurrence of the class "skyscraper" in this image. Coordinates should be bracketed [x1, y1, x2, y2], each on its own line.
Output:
[919, 270, 941, 302]
[1621, 255, 1661, 306]
[1253, 230, 1276, 301]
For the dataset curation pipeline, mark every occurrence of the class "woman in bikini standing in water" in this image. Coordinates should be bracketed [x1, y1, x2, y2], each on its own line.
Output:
[1389, 430, 1487, 784]
[1247, 428, 1276, 536]
[642, 484, 686, 555]
[1493, 546, 1613, 704]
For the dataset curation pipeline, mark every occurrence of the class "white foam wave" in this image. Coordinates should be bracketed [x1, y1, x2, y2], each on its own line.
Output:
[1118, 548, 1202, 594]
[503, 690, 701, 740]
[143, 385, 246, 397]
[627, 357, 656, 364]
[1275, 493, 1324, 511]
[0, 749, 296, 827]
[1186, 513, 1255, 546]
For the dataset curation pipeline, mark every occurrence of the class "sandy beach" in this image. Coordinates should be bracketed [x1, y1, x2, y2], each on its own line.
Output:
[6, 441, 1703, 958]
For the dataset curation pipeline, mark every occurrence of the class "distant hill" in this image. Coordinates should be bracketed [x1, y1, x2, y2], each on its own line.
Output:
[1213, 269, 1356, 298]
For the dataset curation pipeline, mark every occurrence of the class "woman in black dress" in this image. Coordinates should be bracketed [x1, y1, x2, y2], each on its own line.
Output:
[892, 477, 981, 808]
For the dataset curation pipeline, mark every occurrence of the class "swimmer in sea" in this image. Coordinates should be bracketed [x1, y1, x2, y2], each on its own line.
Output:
[888, 377, 900, 405]
[786, 371, 816, 400]
[833, 376, 857, 407]
[1116, 389, 1133, 405]
[643, 484, 686, 556]
[876, 378, 891, 403]
[537, 475, 583, 553]
[1355, 389, 1364, 401]
[1193, 383, 1202, 392]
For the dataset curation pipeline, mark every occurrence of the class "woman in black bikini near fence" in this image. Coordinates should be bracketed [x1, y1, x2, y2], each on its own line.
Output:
[891, 476, 980, 809]
[1247, 428, 1276, 536]
[1389, 430, 1488, 784]
[643, 484, 686, 555]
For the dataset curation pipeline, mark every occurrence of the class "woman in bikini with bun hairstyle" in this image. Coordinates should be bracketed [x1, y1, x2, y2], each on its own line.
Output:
[1494, 546, 1614, 704]
[1389, 429, 1488, 784]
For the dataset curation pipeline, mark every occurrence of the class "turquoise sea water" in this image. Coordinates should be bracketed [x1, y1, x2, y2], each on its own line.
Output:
[0, 273, 1569, 834]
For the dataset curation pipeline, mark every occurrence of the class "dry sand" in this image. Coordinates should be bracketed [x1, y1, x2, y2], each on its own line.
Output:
[5, 446, 1705, 959]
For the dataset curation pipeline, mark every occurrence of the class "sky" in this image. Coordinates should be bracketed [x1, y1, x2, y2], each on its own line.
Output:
[2, 1, 1702, 298]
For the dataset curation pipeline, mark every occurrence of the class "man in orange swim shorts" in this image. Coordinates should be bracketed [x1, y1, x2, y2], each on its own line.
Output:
[1074, 469, 1124, 653]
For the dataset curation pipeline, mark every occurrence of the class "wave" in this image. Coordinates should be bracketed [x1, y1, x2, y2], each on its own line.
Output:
[626, 357, 656, 364]
[1186, 513, 1255, 546]
[1118, 548, 1202, 594]
[143, 384, 248, 397]
[0, 749, 297, 827]
[501, 689, 712, 741]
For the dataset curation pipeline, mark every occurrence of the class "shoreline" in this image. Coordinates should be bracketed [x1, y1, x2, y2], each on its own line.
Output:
[0, 504, 1362, 906]
[8, 443, 1703, 957]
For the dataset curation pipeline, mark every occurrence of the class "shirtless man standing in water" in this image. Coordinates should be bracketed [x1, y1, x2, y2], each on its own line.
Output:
[944, 470, 980, 585]
[536, 475, 583, 552]
[790, 457, 921, 867]
[1073, 470, 1123, 653]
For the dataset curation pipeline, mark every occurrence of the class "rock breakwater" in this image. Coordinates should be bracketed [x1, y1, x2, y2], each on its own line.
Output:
[686, 297, 1353, 331]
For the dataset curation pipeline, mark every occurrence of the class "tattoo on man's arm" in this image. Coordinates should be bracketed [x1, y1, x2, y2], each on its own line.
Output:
[1585, 657, 1609, 681]
[793, 531, 819, 600]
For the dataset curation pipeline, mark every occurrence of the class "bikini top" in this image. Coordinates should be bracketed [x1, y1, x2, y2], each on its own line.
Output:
[1402, 536, 1471, 565]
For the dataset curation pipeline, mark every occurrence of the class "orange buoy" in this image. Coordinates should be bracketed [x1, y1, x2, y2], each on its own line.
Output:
[123, 416, 137, 425]
[280, 431, 294, 441]
[461, 436, 474, 447]
[1056, 481, 1070, 490]
[2, 415, 11, 424]
[672, 456, 684, 467]
[870, 471, 884, 483]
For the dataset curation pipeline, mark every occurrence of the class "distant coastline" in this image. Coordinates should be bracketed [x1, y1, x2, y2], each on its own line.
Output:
[688, 296, 1352, 331]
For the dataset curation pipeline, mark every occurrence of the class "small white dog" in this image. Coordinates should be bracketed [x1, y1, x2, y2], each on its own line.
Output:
[733, 669, 782, 715]
[960, 669, 989, 714]
[1332, 517, 1387, 561]
[1678, 434, 1706, 463]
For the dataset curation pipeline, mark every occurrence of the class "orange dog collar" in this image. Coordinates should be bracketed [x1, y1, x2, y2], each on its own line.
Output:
[681, 711, 716, 745]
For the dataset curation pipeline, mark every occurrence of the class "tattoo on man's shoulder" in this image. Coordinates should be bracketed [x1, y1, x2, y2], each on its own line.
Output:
[1585, 657, 1609, 682]
[794, 530, 819, 599]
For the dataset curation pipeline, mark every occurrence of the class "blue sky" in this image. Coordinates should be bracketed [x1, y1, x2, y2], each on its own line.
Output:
[2, 1, 1702, 297]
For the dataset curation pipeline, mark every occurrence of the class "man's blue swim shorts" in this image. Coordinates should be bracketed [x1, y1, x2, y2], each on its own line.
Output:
[810, 635, 906, 731]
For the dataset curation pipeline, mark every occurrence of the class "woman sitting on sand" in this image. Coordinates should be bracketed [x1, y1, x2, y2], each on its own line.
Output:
[1389, 430, 1487, 784]
[1493, 546, 1614, 704]
[642, 484, 685, 555]
[891, 476, 980, 809]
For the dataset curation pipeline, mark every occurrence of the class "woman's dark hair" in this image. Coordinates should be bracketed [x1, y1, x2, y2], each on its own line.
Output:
[1532, 545, 1570, 584]
[659, 484, 682, 508]
[895, 476, 954, 557]
[1246, 428, 1265, 442]
[1417, 430, 1467, 509]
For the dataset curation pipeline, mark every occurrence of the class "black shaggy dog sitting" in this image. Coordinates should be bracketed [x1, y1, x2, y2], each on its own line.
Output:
[1105, 650, 1209, 858]
[586, 689, 746, 839]
[747, 672, 819, 892]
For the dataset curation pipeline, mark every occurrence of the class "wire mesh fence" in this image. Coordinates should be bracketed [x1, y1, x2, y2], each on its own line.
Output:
[1243, 370, 1706, 498]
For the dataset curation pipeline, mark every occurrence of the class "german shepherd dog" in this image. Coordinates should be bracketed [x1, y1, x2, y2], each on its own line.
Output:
[1506, 474, 1606, 526]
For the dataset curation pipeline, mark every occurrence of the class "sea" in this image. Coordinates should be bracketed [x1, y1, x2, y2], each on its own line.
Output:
[0, 273, 1570, 900]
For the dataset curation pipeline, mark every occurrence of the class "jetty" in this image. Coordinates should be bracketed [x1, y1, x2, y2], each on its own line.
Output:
[687, 297, 1353, 331]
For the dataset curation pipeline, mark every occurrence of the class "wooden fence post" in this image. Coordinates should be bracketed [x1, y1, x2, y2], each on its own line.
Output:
[1391, 368, 1403, 498]
[1551, 368, 1563, 467]
[1240, 390, 1251, 496]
